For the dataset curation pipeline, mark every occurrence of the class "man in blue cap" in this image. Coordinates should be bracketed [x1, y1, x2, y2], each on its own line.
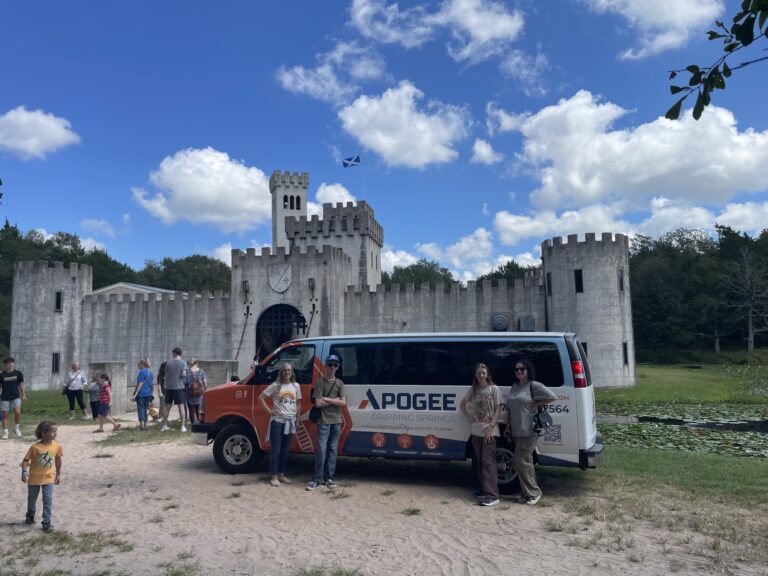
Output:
[305, 354, 346, 491]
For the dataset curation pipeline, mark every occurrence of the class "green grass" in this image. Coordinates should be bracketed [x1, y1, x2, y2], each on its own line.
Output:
[96, 424, 183, 446]
[19, 390, 97, 424]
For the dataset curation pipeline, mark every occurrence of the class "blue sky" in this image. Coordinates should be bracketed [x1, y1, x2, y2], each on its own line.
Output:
[1, 0, 766, 280]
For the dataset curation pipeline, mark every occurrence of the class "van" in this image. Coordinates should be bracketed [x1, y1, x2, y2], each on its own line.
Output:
[192, 332, 604, 492]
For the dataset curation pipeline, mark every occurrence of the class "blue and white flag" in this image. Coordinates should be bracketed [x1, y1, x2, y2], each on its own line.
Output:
[342, 154, 361, 168]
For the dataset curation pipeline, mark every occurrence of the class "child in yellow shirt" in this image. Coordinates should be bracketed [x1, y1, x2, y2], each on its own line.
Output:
[21, 420, 62, 532]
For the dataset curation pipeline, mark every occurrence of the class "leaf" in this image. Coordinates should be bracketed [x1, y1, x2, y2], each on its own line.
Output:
[735, 14, 757, 45]
[665, 96, 685, 120]
[725, 41, 740, 52]
[669, 85, 686, 94]
[685, 65, 701, 74]
[707, 30, 726, 40]
[760, 9, 768, 29]
[689, 71, 702, 86]
[723, 62, 732, 77]
[669, 70, 678, 80]
[693, 91, 705, 120]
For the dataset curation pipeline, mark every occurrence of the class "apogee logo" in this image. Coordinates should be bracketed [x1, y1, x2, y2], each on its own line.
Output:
[357, 389, 456, 411]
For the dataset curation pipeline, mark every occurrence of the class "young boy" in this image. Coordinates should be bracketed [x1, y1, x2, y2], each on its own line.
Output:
[21, 421, 62, 532]
[1, 356, 26, 439]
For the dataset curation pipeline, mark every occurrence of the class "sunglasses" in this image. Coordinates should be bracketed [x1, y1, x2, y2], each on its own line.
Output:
[515, 367, 527, 372]
[326, 363, 339, 368]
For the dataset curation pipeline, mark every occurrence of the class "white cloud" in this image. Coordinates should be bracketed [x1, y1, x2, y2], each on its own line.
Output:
[417, 227, 496, 278]
[432, 0, 525, 64]
[583, 0, 723, 59]
[499, 49, 549, 97]
[307, 183, 358, 217]
[485, 102, 528, 135]
[381, 245, 419, 272]
[132, 147, 271, 233]
[718, 202, 768, 234]
[471, 138, 503, 165]
[0, 106, 80, 160]
[81, 237, 107, 252]
[634, 197, 715, 238]
[504, 90, 768, 210]
[276, 41, 387, 105]
[211, 242, 234, 266]
[350, 0, 435, 48]
[81, 218, 116, 238]
[339, 81, 469, 168]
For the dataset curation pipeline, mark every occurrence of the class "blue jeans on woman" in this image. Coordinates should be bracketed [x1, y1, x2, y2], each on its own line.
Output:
[312, 423, 341, 483]
[136, 396, 151, 422]
[27, 484, 54, 527]
[268, 420, 293, 476]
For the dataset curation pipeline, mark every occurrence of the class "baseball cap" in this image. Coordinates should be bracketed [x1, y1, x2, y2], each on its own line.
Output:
[325, 354, 340, 365]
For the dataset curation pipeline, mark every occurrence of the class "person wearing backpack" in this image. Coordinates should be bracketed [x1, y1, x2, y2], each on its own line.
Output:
[184, 358, 206, 425]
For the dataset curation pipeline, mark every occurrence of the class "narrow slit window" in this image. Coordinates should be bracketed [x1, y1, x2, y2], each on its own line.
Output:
[283, 195, 288, 209]
[290, 196, 295, 210]
[54, 291, 63, 312]
[574, 269, 584, 293]
[296, 196, 301, 210]
[622, 342, 629, 365]
[52, 352, 61, 374]
[618, 268, 625, 292]
[546, 272, 552, 296]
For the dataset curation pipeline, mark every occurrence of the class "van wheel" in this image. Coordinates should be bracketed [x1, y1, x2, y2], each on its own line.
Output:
[496, 439, 520, 494]
[213, 423, 262, 474]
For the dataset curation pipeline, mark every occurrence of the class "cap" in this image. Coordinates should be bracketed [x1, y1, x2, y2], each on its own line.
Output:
[325, 354, 340, 365]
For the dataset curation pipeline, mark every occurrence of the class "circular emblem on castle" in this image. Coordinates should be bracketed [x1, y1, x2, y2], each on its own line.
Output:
[371, 432, 386, 448]
[397, 433, 413, 449]
[269, 263, 292, 293]
[491, 314, 509, 332]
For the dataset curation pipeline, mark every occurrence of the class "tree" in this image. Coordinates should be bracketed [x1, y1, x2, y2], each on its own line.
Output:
[135, 255, 230, 292]
[666, 1, 768, 120]
[722, 247, 768, 352]
[476, 259, 538, 284]
[381, 259, 455, 287]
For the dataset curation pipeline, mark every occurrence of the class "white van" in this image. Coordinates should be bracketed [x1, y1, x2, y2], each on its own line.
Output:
[195, 332, 604, 492]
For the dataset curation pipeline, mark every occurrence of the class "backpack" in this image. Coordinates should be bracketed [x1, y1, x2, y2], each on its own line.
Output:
[188, 372, 204, 398]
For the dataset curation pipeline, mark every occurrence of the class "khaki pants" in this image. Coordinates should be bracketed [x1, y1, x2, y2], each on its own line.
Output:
[471, 435, 499, 499]
[514, 434, 541, 499]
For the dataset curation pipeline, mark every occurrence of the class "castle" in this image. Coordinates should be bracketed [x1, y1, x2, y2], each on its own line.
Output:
[10, 170, 636, 395]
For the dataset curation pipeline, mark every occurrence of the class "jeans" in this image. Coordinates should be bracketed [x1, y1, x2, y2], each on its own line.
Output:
[27, 484, 53, 526]
[136, 396, 150, 422]
[66, 389, 85, 411]
[268, 421, 293, 476]
[313, 423, 342, 482]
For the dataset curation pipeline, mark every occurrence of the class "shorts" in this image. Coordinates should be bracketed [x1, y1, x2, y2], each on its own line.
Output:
[97, 403, 111, 417]
[0, 398, 21, 412]
[164, 389, 187, 406]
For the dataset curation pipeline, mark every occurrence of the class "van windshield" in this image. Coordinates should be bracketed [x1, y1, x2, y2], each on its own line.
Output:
[261, 344, 316, 385]
[329, 340, 564, 387]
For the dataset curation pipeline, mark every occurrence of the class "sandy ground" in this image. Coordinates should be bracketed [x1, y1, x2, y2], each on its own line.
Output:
[0, 422, 765, 576]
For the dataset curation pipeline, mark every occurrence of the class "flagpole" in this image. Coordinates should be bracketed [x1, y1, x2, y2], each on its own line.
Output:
[359, 153, 366, 197]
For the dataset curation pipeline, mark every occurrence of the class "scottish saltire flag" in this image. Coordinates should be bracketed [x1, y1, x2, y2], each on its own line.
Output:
[342, 154, 361, 167]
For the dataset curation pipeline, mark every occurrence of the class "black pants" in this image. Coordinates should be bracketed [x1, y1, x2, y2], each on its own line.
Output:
[66, 389, 85, 411]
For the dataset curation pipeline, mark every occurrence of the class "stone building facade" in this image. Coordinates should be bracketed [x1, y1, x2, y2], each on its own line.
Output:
[10, 169, 635, 393]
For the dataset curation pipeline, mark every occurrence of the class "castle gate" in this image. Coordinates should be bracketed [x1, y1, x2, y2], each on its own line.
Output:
[255, 304, 307, 361]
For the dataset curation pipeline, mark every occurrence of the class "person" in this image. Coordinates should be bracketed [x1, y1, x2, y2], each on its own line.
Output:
[460, 363, 502, 507]
[306, 355, 346, 492]
[258, 362, 301, 487]
[63, 362, 88, 420]
[21, 420, 62, 532]
[85, 372, 101, 420]
[132, 359, 154, 430]
[157, 361, 167, 415]
[93, 374, 122, 433]
[184, 358, 207, 425]
[161, 348, 188, 432]
[1, 356, 26, 439]
[504, 358, 557, 506]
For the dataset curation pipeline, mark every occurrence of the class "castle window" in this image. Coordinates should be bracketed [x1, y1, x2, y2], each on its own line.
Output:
[52, 352, 61, 374]
[54, 291, 63, 312]
[574, 269, 584, 293]
[546, 272, 552, 296]
[296, 196, 301, 210]
[283, 195, 288, 209]
[618, 268, 625, 292]
[290, 196, 295, 210]
[622, 342, 629, 365]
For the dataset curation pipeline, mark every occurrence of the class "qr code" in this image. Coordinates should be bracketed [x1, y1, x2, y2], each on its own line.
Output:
[543, 424, 562, 443]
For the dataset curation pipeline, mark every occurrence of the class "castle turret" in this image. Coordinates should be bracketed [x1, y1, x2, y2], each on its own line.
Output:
[541, 233, 634, 388]
[10, 261, 92, 390]
[270, 170, 309, 252]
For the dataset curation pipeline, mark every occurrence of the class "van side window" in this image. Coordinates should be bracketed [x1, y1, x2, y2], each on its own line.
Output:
[261, 345, 316, 385]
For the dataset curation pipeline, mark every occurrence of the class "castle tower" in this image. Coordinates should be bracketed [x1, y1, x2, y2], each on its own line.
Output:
[10, 261, 93, 390]
[270, 170, 309, 252]
[541, 233, 635, 388]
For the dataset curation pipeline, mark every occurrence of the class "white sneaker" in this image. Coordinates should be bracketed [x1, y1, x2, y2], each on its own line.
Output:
[161, 425, 171, 432]
[14, 426, 22, 437]
[1, 429, 7, 440]
[69, 415, 75, 420]
[180, 426, 188, 433]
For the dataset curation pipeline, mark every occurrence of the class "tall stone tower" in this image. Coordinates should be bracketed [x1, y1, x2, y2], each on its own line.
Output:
[10, 261, 93, 390]
[270, 170, 309, 252]
[541, 233, 635, 388]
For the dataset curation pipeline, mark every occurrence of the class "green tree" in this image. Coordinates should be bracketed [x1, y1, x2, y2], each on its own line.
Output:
[136, 255, 230, 292]
[476, 259, 538, 284]
[381, 259, 455, 287]
[666, 0, 768, 120]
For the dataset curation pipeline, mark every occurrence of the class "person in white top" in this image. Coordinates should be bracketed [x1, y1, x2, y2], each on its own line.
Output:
[64, 363, 89, 420]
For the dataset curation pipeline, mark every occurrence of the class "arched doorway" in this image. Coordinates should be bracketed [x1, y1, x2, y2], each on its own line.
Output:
[255, 304, 307, 361]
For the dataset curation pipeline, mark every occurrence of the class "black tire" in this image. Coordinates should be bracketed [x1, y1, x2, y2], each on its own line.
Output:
[496, 437, 521, 494]
[212, 423, 262, 474]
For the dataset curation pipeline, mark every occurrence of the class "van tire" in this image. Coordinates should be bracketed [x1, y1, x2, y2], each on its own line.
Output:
[213, 423, 262, 474]
[496, 438, 521, 494]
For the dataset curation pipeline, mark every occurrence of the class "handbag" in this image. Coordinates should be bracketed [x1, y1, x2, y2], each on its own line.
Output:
[309, 380, 337, 423]
[531, 382, 554, 436]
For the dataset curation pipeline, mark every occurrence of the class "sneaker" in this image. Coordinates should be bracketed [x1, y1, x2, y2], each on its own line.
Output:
[14, 426, 22, 437]
[42, 523, 53, 533]
[112, 424, 122, 431]
[270, 478, 280, 487]
[277, 475, 292, 484]
[81, 415, 90, 420]
[92, 429, 104, 433]
[1, 429, 7, 440]
[180, 426, 187, 433]
[472, 490, 485, 499]
[479, 496, 499, 507]
[25, 516, 34, 525]
[161, 425, 171, 432]
[325, 479, 336, 490]
[305, 480, 320, 491]
[69, 415, 75, 420]
[526, 494, 541, 506]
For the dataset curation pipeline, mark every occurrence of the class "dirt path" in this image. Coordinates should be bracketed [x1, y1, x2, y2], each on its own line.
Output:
[0, 425, 763, 576]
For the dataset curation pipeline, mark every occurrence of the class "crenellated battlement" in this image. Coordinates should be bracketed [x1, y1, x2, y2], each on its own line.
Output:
[284, 200, 384, 247]
[14, 260, 92, 274]
[345, 270, 544, 295]
[231, 243, 351, 267]
[83, 290, 230, 304]
[541, 232, 629, 252]
[269, 170, 309, 192]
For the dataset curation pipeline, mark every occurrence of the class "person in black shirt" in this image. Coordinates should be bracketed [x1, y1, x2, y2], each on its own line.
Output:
[1, 357, 27, 439]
